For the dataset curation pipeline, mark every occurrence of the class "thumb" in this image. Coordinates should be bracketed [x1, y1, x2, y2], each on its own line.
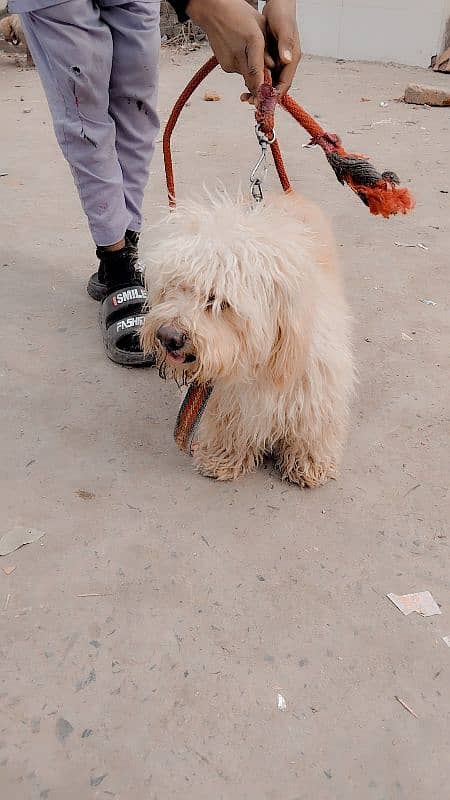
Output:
[244, 34, 265, 96]
[277, 27, 294, 65]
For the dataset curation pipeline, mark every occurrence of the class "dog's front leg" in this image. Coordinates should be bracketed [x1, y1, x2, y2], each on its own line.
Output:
[192, 407, 262, 481]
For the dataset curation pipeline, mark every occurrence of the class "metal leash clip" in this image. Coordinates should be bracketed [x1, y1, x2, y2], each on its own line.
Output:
[250, 123, 276, 203]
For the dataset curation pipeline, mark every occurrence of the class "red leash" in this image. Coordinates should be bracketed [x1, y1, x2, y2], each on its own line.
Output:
[163, 55, 414, 217]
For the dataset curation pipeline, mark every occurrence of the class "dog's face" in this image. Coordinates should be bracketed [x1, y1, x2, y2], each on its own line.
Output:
[141, 193, 315, 385]
[0, 16, 23, 45]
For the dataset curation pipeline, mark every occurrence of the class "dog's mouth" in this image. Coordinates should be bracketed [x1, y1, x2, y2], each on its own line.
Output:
[165, 350, 196, 366]
[155, 325, 196, 371]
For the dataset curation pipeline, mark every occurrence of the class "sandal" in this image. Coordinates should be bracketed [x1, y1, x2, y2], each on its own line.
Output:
[99, 286, 154, 367]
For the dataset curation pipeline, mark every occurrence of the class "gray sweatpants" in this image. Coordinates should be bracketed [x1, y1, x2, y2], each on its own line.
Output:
[21, 0, 160, 245]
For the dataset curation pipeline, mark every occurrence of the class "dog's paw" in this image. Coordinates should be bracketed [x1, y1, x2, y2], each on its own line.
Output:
[279, 455, 337, 488]
[196, 462, 240, 481]
[193, 442, 259, 482]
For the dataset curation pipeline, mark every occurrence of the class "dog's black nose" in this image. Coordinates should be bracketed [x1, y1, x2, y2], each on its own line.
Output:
[156, 324, 186, 352]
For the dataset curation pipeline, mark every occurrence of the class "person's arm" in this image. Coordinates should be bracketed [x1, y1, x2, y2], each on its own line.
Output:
[167, 0, 301, 97]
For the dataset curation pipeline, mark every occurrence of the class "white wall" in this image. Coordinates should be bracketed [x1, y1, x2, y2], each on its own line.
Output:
[297, 0, 450, 67]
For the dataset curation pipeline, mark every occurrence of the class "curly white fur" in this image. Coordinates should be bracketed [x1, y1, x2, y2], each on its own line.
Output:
[141, 190, 354, 486]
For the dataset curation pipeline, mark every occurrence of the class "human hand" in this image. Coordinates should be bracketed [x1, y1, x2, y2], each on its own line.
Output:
[186, 0, 266, 97]
[263, 0, 301, 96]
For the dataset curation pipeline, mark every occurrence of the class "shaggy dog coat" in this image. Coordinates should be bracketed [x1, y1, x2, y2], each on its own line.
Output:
[141, 191, 354, 486]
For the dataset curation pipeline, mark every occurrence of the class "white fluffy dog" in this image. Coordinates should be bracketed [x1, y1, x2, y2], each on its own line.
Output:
[141, 191, 354, 487]
[0, 15, 34, 67]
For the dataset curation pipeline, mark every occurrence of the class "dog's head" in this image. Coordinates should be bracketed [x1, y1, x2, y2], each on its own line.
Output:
[0, 16, 23, 46]
[141, 192, 318, 386]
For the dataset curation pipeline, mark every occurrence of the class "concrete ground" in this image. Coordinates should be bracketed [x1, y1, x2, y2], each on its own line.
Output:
[1, 44, 449, 800]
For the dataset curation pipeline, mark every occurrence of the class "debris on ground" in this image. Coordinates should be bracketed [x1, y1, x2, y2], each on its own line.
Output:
[442, 636, 450, 648]
[404, 83, 450, 106]
[90, 774, 107, 787]
[75, 488, 95, 500]
[203, 91, 221, 102]
[55, 717, 74, 743]
[431, 48, 450, 73]
[419, 298, 437, 306]
[403, 482, 421, 497]
[394, 241, 428, 250]
[75, 669, 96, 692]
[3, 593, 11, 611]
[379, 100, 389, 107]
[276, 693, 287, 711]
[387, 591, 441, 617]
[1, 564, 17, 575]
[0, 171, 8, 177]
[0, 527, 45, 556]
[401, 332, 414, 341]
[395, 695, 419, 718]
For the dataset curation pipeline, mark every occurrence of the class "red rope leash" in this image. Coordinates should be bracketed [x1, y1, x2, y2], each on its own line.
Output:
[174, 382, 213, 455]
[164, 56, 219, 207]
[163, 56, 414, 217]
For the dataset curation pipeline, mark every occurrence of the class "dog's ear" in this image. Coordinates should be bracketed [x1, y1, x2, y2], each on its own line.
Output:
[267, 300, 310, 387]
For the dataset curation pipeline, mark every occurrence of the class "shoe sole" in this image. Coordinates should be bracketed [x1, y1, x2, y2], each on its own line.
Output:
[87, 271, 108, 302]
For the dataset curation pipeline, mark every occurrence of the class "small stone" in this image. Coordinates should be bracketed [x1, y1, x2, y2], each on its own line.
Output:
[404, 83, 450, 107]
[203, 91, 221, 102]
[82, 728, 94, 738]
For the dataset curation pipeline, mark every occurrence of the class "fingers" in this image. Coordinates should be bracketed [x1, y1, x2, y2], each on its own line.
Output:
[276, 19, 298, 65]
[240, 91, 255, 105]
[274, 31, 301, 96]
[264, 50, 276, 70]
[243, 32, 265, 96]
[275, 57, 298, 97]
[262, 0, 302, 97]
